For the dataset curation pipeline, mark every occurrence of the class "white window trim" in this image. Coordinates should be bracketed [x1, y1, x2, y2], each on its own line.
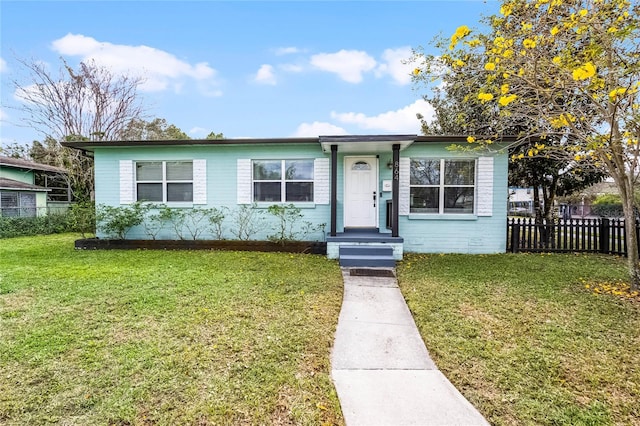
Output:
[135, 160, 194, 204]
[252, 159, 315, 204]
[476, 156, 493, 216]
[409, 158, 477, 215]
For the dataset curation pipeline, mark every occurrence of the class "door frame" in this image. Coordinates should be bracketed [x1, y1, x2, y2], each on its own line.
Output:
[343, 155, 379, 228]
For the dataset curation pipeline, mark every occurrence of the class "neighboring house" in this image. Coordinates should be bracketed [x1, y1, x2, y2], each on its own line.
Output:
[508, 187, 535, 216]
[63, 135, 510, 263]
[0, 156, 69, 217]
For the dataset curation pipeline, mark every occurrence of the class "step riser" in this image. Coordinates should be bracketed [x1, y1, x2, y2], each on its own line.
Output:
[340, 257, 396, 268]
[339, 246, 393, 257]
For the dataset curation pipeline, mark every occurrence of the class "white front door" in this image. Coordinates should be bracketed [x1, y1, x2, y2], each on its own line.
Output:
[344, 156, 378, 228]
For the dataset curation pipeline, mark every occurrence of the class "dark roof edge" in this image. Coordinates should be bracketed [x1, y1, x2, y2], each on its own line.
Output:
[61, 134, 523, 151]
[414, 135, 520, 143]
[0, 156, 67, 173]
[61, 137, 320, 151]
[319, 134, 417, 142]
[0, 177, 50, 191]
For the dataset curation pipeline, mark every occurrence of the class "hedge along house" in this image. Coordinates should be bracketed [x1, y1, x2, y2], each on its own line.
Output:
[0, 156, 70, 217]
[63, 135, 509, 266]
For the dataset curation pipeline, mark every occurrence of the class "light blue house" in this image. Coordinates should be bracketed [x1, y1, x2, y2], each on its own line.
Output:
[64, 135, 509, 265]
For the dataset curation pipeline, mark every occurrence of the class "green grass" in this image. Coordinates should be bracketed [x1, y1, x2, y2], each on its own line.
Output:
[398, 252, 640, 426]
[0, 234, 344, 425]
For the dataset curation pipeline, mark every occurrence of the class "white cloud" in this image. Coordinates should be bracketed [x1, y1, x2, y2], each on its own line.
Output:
[50, 33, 220, 95]
[331, 99, 434, 133]
[375, 47, 414, 85]
[274, 47, 301, 56]
[0, 107, 7, 121]
[292, 121, 348, 137]
[189, 127, 209, 137]
[310, 50, 377, 83]
[0, 57, 7, 73]
[254, 64, 277, 85]
[280, 63, 304, 73]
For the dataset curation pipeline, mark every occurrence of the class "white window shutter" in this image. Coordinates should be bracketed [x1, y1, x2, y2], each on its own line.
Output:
[314, 158, 330, 204]
[476, 156, 494, 216]
[398, 157, 410, 216]
[237, 159, 252, 204]
[193, 159, 207, 204]
[119, 160, 134, 204]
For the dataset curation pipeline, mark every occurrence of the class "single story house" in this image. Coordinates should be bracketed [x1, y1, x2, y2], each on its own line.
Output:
[0, 156, 69, 217]
[63, 135, 509, 265]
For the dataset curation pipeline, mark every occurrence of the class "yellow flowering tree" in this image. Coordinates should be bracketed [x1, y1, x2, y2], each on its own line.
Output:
[416, 0, 640, 288]
[411, 29, 605, 242]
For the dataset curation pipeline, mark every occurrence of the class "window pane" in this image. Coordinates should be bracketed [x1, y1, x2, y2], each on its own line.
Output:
[410, 159, 440, 185]
[352, 161, 371, 171]
[410, 187, 439, 213]
[444, 160, 475, 185]
[1, 192, 18, 217]
[167, 183, 193, 202]
[285, 160, 313, 180]
[166, 161, 193, 180]
[254, 182, 281, 202]
[253, 161, 281, 180]
[444, 187, 474, 213]
[137, 183, 163, 201]
[286, 182, 313, 202]
[136, 162, 162, 181]
[19, 193, 36, 217]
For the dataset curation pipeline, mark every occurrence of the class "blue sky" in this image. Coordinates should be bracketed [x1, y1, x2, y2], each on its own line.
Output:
[0, 1, 498, 147]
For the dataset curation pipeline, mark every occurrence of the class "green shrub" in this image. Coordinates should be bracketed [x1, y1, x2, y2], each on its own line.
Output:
[95, 202, 149, 239]
[67, 202, 96, 238]
[0, 213, 72, 238]
[267, 204, 326, 244]
[591, 193, 624, 217]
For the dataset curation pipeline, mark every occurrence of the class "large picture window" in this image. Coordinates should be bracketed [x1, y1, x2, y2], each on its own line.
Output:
[410, 159, 475, 214]
[253, 160, 314, 202]
[136, 161, 193, 202]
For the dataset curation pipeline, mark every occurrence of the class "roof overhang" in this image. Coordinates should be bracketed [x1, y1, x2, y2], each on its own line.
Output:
[319, 135, 417, 153]
[0, 156, 67, 174]
[61, 137, 319, 153]
[0, 177, 50, 192]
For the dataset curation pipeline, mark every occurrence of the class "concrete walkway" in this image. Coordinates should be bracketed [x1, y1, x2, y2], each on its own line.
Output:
[331, 268, 489, 426]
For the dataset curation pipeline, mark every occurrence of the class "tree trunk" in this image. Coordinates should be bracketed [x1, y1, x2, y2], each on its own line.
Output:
[622, 193, 640, 291]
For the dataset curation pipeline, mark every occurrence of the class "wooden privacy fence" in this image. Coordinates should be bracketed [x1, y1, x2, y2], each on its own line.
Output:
[507, 217, 638, 256]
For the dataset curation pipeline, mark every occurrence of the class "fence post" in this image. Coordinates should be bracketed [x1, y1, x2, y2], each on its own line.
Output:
[599, 218, 610, 254]
[510, 221, 520, 253]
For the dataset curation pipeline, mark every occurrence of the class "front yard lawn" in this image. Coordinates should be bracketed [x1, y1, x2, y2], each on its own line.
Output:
[398, 252, 640, 426]
[0, 234, 344, 425]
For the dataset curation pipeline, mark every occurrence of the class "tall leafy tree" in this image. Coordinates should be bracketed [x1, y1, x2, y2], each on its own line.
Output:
[10, 58, 146, 200]
[412, 0, 640, 287]
[119, 118, 190, 140]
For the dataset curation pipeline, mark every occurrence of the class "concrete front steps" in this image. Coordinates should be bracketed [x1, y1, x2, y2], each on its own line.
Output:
[339, 244, 396, 268]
